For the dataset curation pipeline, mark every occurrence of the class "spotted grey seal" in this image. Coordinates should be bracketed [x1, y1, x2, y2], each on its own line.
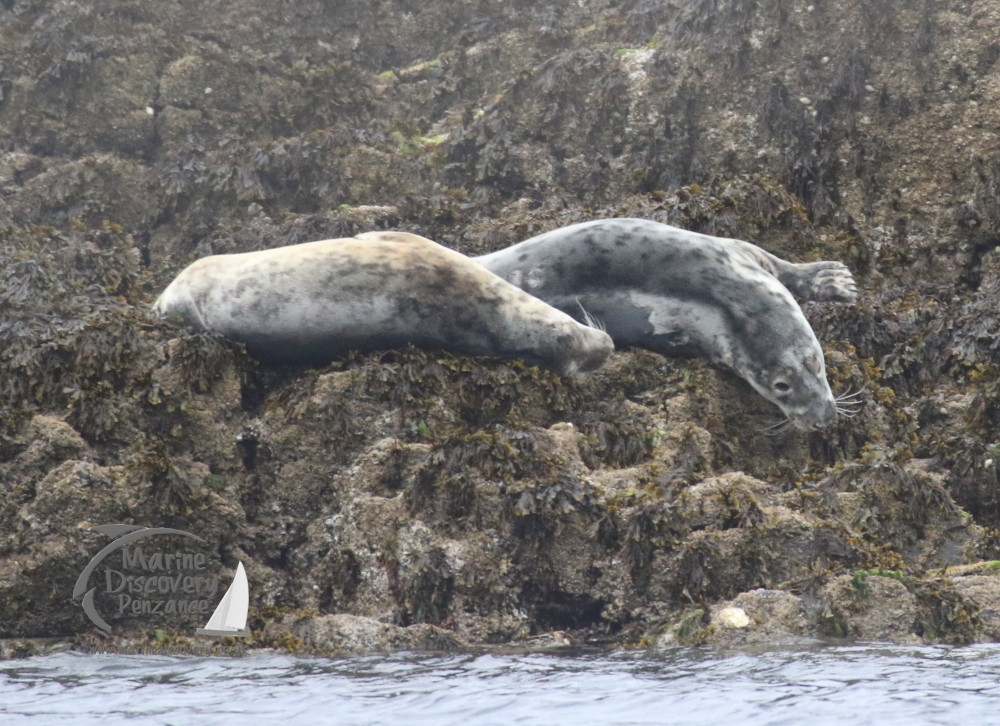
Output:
[154, 231, 614, 375]
[475, 218, 858, 430]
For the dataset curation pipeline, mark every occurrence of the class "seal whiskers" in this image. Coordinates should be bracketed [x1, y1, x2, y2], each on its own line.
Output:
[834, 385, 865, 418]
[759, 385, 864, 435]
[576, 299, 607, 332]
[759, 417, 793, 436]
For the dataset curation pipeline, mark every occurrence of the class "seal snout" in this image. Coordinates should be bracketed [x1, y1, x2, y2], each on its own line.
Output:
[574, 326, 615, 374]
[818, 397, 837, 428]
[549, 325, 614, 376]
[795, 396, 837, 431]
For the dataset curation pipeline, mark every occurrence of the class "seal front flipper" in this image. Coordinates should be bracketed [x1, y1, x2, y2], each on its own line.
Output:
[727, 238, 857, 304]
[779, 260, 858, 304]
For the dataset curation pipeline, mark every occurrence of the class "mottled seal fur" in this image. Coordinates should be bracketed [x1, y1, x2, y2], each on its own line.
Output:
[154, 231, 614, 375]
[476, 218, 857, 430]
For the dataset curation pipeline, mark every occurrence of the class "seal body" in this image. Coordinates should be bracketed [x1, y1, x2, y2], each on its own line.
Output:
[475, 218, 857, 430]
[154, 231, 614, 376]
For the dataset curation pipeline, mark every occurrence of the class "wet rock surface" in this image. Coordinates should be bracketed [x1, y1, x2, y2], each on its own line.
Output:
[3, 0, 1000, 654]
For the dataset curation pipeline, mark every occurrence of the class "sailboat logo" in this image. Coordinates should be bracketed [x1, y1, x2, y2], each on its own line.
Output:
[74, 524, 207, 633]
[75, 524, 252, 638]
[197, 561, 252, 638]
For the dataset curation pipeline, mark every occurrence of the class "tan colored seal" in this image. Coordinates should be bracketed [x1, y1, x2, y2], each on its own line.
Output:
[154, 231, 613, 375]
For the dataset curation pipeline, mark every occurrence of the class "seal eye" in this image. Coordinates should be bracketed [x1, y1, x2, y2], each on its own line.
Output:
[774, 381, 791, 394]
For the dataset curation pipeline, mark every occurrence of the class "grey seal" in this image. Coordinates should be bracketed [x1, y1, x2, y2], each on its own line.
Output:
[475, 218, 857, 430]
[154, 231, 614, 375]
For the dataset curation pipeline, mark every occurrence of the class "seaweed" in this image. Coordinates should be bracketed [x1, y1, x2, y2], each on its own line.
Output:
[911, 576, 982, 644]
[388, 547, 455, 626]
[623, 498, 681, 591]
[577, 401, 657, 469]
[0, 223, 149, 443]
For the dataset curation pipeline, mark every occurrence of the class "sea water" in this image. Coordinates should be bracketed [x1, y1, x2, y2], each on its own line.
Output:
[2, 643, 999, 725]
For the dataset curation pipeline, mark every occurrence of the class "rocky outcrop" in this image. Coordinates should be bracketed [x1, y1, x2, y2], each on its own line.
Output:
[3, 0, 1000, 653]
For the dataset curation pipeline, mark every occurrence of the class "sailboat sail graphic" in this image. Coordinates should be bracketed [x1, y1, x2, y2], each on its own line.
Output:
[197, 561, 251, 637]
